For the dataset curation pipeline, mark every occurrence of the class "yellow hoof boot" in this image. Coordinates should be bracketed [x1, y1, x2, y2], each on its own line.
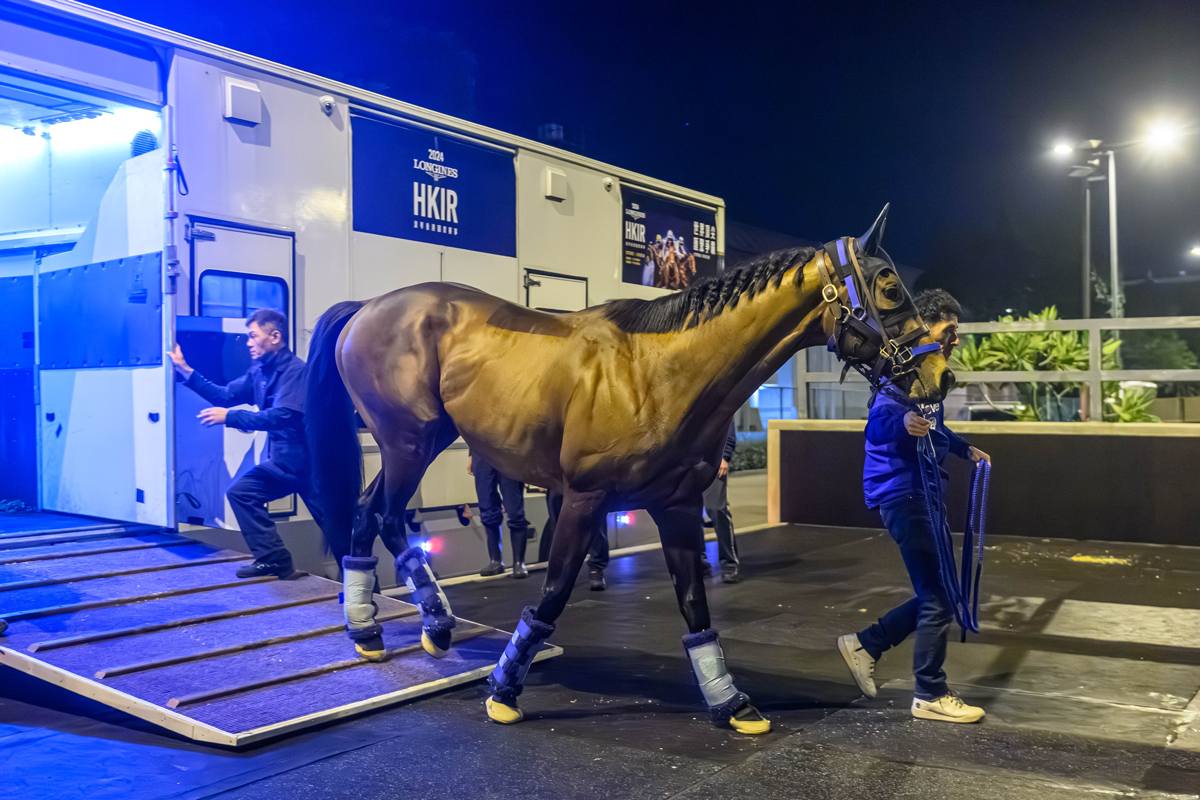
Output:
[355, 643, 387, 662]
[422, 630, 450, 659]
[729, 714, 772, 735]
[486, 695, 524, 724]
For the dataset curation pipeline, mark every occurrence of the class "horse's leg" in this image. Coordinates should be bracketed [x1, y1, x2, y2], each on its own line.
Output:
[342, 470, 389, 661]
[649, 504, 771, 735]
[382, 415, 460, 659]
[485, 488, 606, 725]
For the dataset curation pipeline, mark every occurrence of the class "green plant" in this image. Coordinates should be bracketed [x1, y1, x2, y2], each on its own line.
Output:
[1104, 383, 1160, 423]
[952, 306, 1131, 422]
[730, 439, 767, 472]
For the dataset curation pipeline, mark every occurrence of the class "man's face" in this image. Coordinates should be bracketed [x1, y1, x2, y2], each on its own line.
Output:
[929, 314, 960, 360]
[246, 322, 282, 359]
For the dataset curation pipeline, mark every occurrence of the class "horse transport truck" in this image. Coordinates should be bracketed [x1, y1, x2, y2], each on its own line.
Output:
[0, 0, 727, 582]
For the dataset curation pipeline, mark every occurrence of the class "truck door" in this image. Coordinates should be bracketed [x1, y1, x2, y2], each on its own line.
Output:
[175, 221, 295, 528]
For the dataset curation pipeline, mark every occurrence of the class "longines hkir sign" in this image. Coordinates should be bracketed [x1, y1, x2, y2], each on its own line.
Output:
[352, 116, 517, 258]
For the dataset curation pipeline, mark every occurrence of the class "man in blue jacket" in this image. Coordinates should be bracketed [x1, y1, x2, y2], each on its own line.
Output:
[837, 289, 991, 723]
[169, 309, 318, 580]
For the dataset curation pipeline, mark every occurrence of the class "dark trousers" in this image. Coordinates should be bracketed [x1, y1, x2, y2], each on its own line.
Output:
[856, 496, 951, 701]
[473, 454, 528, 532]
[227, 462, 321, 568]
[702, 474, 739, 568]
[539, 490, 609, 570]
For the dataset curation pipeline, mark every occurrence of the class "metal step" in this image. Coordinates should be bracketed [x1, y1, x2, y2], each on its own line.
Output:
[0, 534, 560, 746]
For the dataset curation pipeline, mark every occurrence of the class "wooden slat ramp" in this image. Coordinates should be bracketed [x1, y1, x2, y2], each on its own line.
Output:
[0, 529, 560, 746]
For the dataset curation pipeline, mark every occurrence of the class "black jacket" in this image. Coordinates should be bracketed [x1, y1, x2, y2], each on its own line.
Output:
[184, 348, 309, 475]
[720, 421, 737, 463]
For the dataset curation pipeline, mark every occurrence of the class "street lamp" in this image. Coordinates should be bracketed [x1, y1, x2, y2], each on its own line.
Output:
[1052, 123, 1195, 319]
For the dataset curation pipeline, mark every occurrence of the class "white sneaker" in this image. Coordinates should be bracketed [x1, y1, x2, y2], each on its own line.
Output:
[911, 692, 985, 723]
[837, 633, 877, 697]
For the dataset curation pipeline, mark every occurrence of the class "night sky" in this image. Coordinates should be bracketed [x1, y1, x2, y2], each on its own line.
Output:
[90, 0, 1200, 318]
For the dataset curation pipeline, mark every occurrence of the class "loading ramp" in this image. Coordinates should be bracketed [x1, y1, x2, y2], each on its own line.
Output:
[0, 522, 559, 746]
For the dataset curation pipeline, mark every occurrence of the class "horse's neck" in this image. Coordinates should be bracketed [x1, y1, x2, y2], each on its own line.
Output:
[661, 258, 829, 422]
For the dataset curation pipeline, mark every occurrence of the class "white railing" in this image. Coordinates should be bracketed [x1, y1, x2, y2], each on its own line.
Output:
[795, 316, 1200, 421]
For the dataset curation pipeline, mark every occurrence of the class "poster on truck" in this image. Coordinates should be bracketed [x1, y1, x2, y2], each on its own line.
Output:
[352, 115, 517, 258]
[621, 187, 719, 289]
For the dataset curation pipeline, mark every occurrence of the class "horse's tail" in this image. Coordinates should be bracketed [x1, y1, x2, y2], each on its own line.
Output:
[305, 300, 366, 561]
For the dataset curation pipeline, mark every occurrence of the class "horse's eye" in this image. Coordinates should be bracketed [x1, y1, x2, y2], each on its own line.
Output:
[883, 286, 901, 302]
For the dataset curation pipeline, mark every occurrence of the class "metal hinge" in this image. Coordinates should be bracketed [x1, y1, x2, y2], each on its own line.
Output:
[524, 274, 542, 289]
[185, 225, 216, 243]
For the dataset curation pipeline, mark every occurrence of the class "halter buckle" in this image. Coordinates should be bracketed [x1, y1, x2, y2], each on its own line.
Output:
[821, 284, 839, 303]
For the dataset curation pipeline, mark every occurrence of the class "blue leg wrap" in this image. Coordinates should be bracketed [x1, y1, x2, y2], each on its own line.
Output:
[682, 629, 749, 723]
[395, 547, 456, 637]
[488, 606, 555, 701]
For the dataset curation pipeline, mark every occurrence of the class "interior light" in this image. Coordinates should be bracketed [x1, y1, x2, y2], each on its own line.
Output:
[46, 107, 162, 151]
[1052, 143, 1074, 155]
[1190, 247, 1200, 256]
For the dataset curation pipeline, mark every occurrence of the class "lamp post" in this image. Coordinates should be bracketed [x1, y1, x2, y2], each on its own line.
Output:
[1056, 140, 1120, 318]
[1053, 122, 1191, 319]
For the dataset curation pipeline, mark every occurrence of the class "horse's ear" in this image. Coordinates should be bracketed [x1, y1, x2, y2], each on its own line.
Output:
[858, 203, 889, 256]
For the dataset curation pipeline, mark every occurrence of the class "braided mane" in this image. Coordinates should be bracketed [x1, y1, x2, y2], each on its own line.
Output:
[602, 246, 816, 334]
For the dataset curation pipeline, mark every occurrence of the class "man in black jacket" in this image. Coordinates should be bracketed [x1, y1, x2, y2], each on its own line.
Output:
[168, 308, 317, 579]
[702, 421, 740, 583]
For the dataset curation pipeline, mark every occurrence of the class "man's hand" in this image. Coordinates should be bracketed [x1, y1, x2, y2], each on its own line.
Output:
[167, 344, 194, 379]
[467, 456, 473, 477]
[718, 458, 729, 478]
[903, 411, 932, 438]
[969, 446, 991, 465]
[198, 407, 228, 427]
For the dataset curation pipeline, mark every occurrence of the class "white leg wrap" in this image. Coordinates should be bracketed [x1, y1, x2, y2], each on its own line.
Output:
[342, 556, 380, 638]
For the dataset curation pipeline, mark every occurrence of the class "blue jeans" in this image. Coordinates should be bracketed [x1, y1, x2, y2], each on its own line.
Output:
[856, 496, 951, 700]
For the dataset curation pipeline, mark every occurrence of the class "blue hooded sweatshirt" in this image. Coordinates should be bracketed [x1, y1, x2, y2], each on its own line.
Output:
[862, 392, 972, 509]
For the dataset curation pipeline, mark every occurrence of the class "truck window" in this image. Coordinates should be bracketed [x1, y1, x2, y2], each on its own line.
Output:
[199, 271, 287, 318]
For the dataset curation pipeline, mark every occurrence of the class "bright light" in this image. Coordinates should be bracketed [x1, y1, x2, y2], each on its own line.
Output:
[614, 513, 635, 526]
[44, 108, 161, 152]
[0, 127, 48, 163]
[1191, 247, 1200, 256]
[1053, 143, 1074, 155]
[1144, 120, 1185, 151]
[418, 540, 433, 553]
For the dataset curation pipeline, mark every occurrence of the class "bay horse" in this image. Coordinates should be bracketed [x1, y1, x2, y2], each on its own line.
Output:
[305, 206, 953, 733]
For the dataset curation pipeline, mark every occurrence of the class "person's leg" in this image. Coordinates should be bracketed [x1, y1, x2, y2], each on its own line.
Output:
[227, 464, 297, 577]
[586, 514, 609, 589]
[498, 472, 529, 578]
[854, 502, 923, 660]
[885, 498, 952, 702]
[708, 475, 739, 582]
[474, 456, 505, 574]
[841, 500, 921, 697]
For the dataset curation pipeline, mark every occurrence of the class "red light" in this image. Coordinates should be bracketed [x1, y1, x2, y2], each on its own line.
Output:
[425, 537, 443, 554]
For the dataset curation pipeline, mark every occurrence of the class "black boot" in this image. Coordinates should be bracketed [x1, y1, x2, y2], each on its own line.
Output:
[480, 525, 504, 576]
[510, 526, 529, 579]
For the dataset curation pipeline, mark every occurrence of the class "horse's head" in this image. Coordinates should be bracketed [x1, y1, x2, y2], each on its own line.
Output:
[817, 205, 954, 405]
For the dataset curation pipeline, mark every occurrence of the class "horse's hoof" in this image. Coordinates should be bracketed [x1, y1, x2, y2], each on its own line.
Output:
[486, 695, 524, 724]
[355, 642, 388, 662]
[422, 629, 451, 659]
[727, 703, 771, 735]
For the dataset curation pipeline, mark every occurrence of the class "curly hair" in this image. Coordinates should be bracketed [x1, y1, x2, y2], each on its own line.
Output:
[913, 289, 963, 324]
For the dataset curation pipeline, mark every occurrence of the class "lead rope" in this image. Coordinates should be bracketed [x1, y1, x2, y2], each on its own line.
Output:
[915, 436, 989, 640]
